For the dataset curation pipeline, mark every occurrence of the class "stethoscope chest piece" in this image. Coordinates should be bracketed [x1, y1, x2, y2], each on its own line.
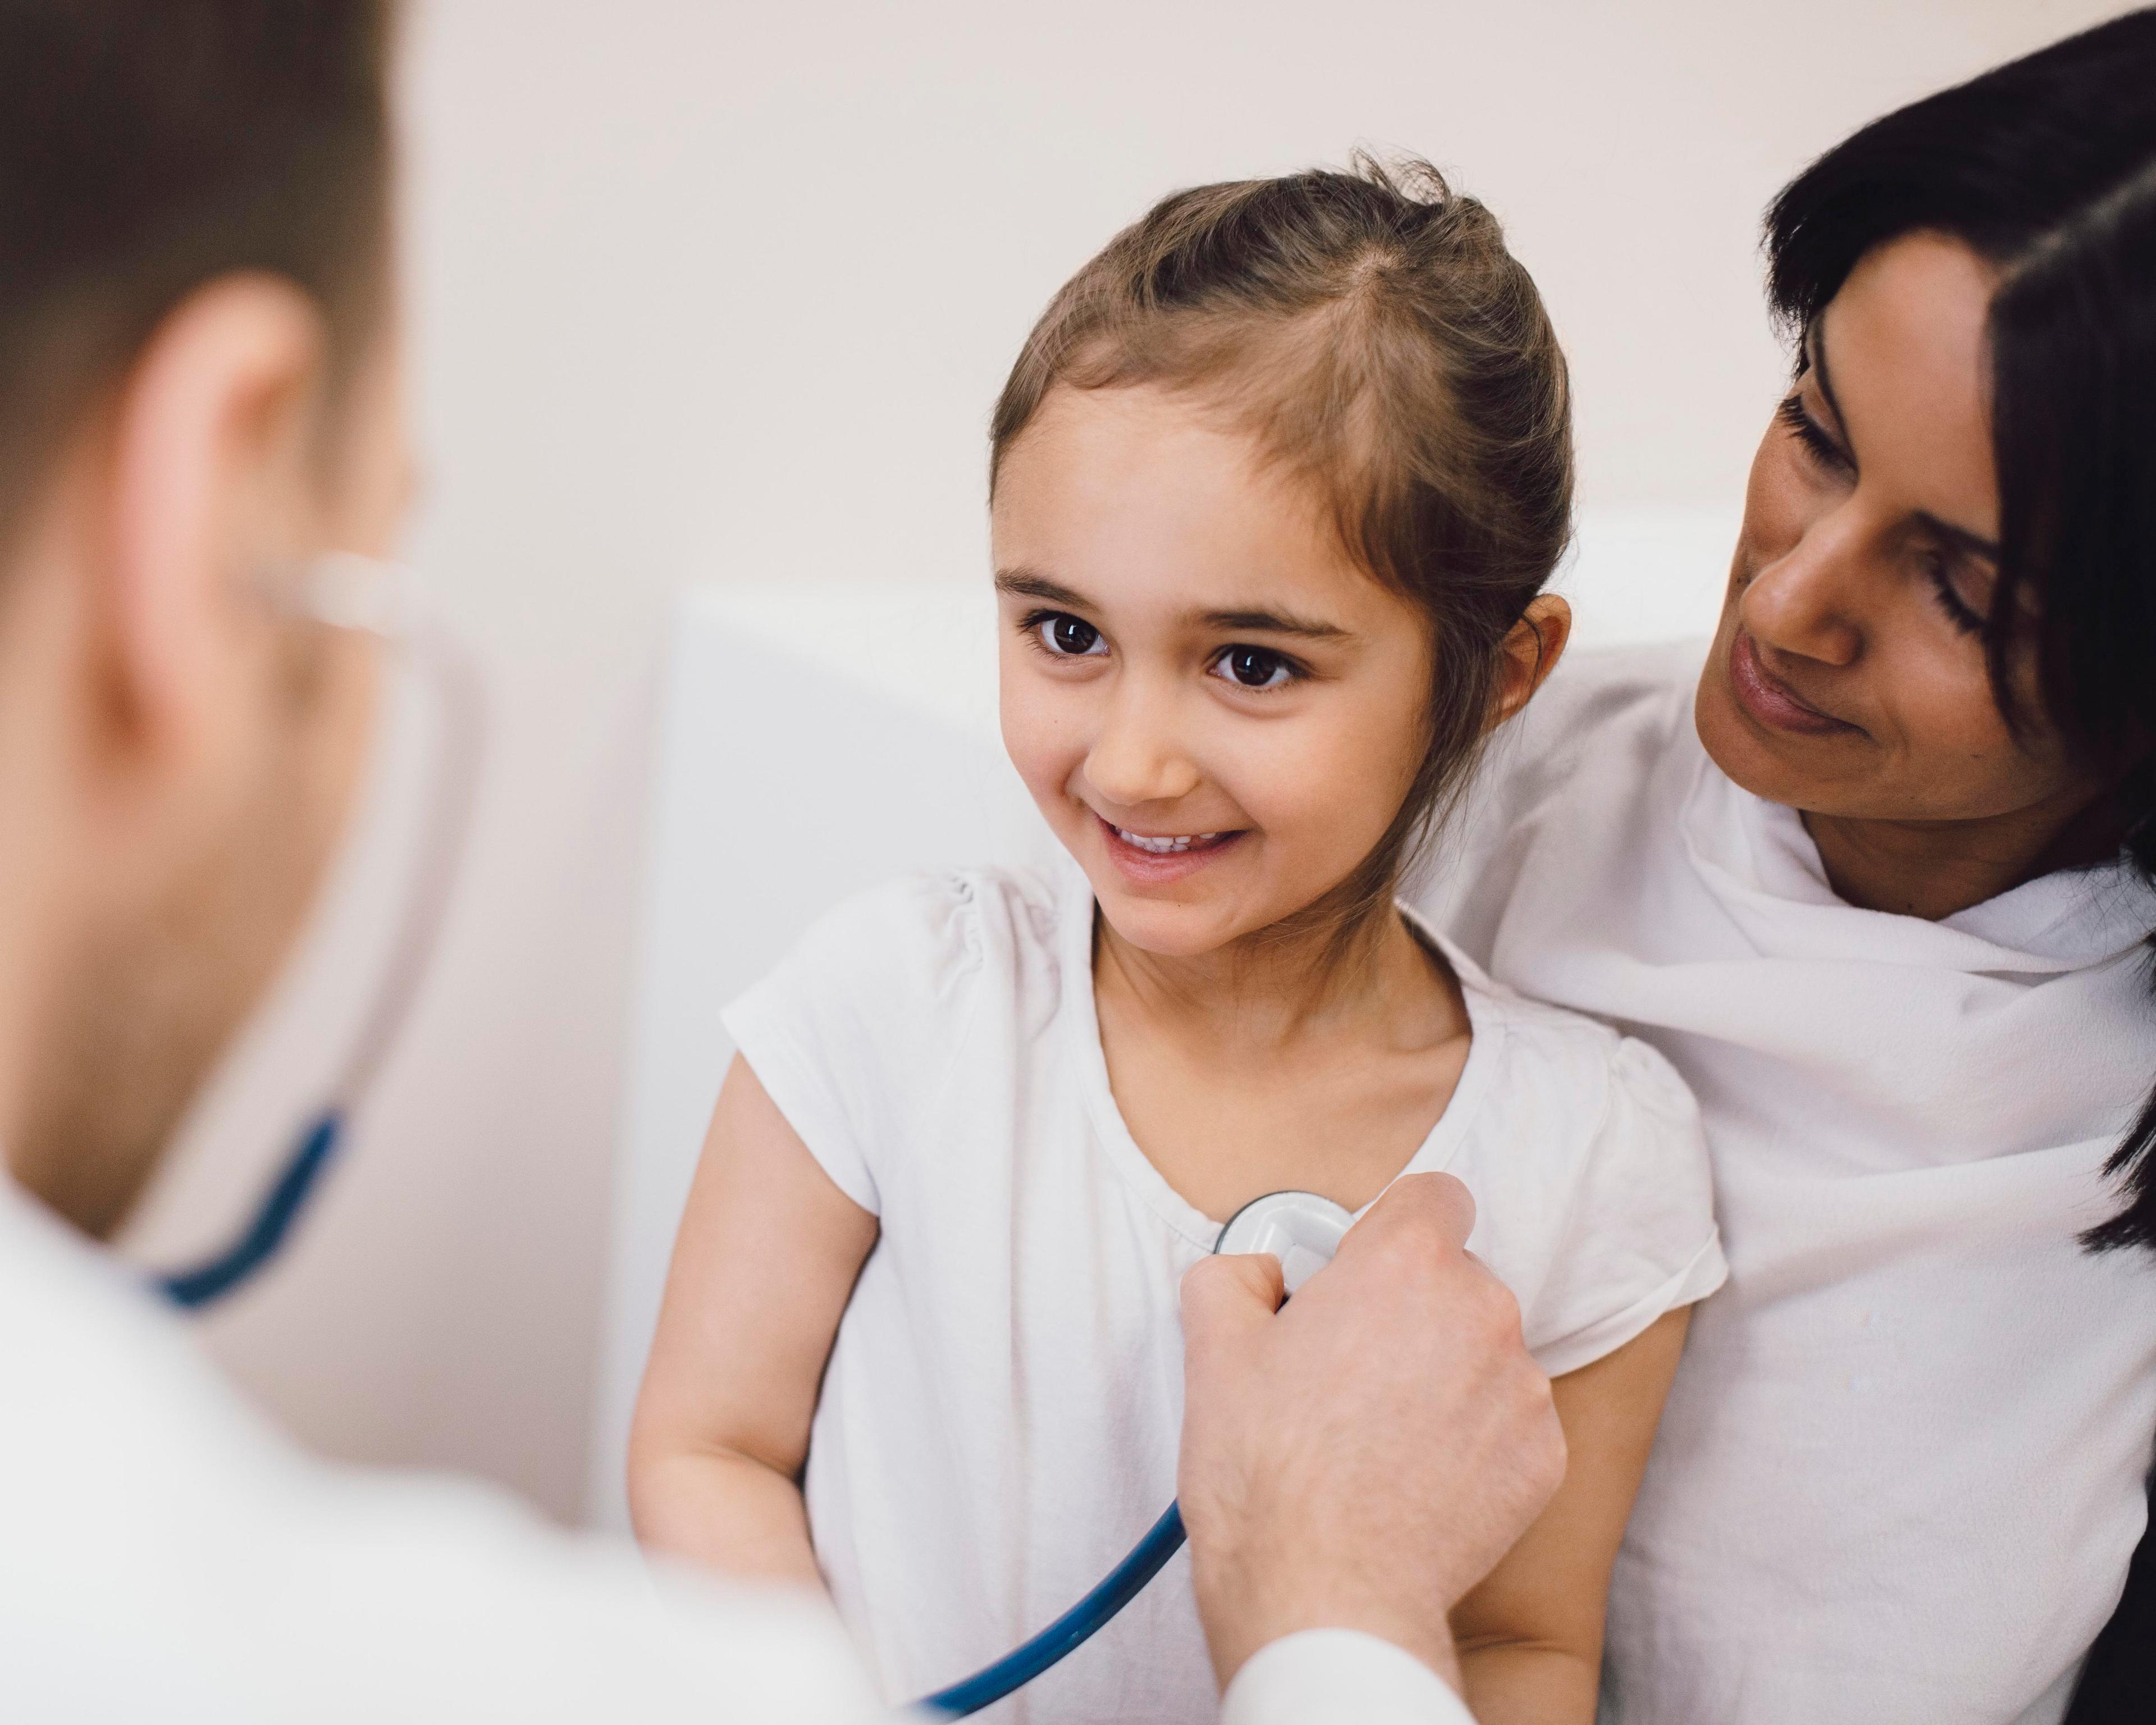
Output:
[1213, 1190, 1355, 1296]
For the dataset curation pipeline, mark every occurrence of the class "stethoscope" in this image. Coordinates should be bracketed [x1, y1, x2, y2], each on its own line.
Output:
[150, 553, 483, 1311]
[148, 565, 1351, 1718]
[917, 1189, 1355, 1718]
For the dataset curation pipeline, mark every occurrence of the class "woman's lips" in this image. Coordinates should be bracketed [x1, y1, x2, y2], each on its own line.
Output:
[1728, 630, 1861, 738]
[1095, 815, 1246, 884]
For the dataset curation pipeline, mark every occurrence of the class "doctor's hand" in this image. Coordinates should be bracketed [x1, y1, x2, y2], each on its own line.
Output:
[1177, 1172, 1566, 1697]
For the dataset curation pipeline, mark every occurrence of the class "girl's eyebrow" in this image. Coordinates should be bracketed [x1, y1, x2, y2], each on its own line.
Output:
[997, 569, 1347, 641]
[1199, 606, 1349, 641]
[995, 568, 1089, 609]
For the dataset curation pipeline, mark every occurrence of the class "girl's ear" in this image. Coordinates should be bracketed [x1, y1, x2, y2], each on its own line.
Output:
[1487, 595, 1571, 731]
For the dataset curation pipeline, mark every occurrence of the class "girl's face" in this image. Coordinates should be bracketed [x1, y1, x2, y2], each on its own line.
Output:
[990, 384, 1435, 960]
[1695, 232, 2100, 828]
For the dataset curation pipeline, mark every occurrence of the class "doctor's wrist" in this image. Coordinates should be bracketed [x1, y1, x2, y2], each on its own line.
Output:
[1222, 1630, 1474, 1725]
[1194, 1553, 1461, 1697]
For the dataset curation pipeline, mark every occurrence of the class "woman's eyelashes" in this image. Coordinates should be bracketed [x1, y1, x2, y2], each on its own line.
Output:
[1776, 393, 1852, 475]
[1921, 550, 1988, 637]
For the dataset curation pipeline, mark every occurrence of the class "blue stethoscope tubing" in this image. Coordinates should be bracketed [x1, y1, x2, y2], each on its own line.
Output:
[919, 1502, 1189, 1717]
[157, 1109, 346, 1309]
[915, 1191, 1353, 1716]
[154, 614, 484, 1311]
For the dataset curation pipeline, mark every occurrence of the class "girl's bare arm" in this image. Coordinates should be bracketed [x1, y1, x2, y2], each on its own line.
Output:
[628, 1055, 879, 1586]
[1450, 1306, 1692, 1725]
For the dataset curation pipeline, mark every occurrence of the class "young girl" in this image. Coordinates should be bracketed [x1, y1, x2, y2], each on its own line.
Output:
[629, 161, 1725, 1725]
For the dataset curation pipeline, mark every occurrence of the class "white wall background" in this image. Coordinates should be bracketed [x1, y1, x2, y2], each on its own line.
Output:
[113, 0, 2128, 1525]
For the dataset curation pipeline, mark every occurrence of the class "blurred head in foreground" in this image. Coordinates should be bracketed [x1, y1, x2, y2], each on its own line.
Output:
[0, 1, 405, 1235]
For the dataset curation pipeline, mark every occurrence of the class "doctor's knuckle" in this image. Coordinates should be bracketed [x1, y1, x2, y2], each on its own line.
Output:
[1457, 1275, 1522, 1345]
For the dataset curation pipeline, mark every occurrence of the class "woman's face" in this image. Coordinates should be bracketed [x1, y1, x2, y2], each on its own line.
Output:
[1695, 232, 2100, 829]
[989, 383, 1435, 960]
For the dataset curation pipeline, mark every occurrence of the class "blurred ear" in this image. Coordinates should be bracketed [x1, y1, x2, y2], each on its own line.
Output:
[99, 275, 328, 756]
[1488, 594, 1570, 731]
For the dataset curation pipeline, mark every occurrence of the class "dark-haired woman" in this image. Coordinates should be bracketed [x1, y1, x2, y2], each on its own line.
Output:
[1420, 11, 2156, 1723]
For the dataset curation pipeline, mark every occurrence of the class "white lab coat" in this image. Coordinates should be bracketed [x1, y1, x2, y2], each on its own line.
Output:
[0, 1176, 1465, 1723]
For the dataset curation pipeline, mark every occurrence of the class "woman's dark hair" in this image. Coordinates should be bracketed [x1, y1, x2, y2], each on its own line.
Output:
[992, 157, 1573, 947]
[1766, 8, 2156, 1255]
[0, 0, 394, 547]
[1767, 17, 2156, 1715]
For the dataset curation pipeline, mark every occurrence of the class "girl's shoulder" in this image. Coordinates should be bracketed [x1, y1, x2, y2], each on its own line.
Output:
[1431, 939, 1724, 1376]
[1445, 935, 1701, 1147]
[720, 864, 1082, 1216]
[739, 862, 1077, 1043]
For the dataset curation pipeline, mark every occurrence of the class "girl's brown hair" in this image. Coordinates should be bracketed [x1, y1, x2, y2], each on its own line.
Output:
[990, 155, 1574, 942]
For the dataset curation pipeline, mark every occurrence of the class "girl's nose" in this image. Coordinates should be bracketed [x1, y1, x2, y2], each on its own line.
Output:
[1083, 685, 1203, 810]
[1741, 504, 1868, 668]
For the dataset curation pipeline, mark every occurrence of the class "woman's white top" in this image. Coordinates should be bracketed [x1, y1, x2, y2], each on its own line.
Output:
[0, 1170, 1465, 1725]
[1418, 643, 2156, 1725]
[723, 857, 1727, 1722]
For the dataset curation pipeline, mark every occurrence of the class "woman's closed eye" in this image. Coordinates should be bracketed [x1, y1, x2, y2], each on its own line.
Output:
[1208, 644, 1302, 691]
[1776, 393, 1853, 477]
[1025, 610, 1108, 658]
[1920, 545, 1989, 637]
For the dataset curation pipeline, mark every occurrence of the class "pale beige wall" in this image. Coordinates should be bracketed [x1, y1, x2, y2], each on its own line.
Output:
[115, 0, 2129, 1523]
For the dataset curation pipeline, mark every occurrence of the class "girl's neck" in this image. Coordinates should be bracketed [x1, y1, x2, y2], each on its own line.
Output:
[1093, 897, 1458, 1059]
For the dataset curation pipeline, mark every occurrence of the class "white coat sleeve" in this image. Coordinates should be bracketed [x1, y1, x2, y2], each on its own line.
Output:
[1219, 1631, 1477, 1725]
[2, 1183, 891, 1725]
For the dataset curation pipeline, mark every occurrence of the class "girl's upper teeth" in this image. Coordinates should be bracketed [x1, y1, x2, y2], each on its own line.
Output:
[1116, 827, 1218, 854]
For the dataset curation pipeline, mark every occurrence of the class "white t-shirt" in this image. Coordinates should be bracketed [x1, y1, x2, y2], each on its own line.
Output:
[0, 1171, 1468, 1725]
[1418, 642, 2156, 1725]
[724, 856, 1727, 1722]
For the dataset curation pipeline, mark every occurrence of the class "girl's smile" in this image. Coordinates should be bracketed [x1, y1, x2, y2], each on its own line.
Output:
[1094, 816, 1248, 887]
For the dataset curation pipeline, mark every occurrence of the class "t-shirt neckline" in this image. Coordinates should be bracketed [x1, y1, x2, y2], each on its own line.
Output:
[1054, 857, 1508, 1251]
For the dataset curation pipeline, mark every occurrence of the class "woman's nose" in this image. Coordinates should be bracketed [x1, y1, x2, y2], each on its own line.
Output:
[1084, 684, 1202, 809]
[1741, 506, 1869, 668]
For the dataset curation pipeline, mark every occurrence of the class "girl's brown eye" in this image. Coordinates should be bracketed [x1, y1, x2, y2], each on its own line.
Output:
[1212, 646, 1294, 689]
[1036, 614, 1104, 657]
